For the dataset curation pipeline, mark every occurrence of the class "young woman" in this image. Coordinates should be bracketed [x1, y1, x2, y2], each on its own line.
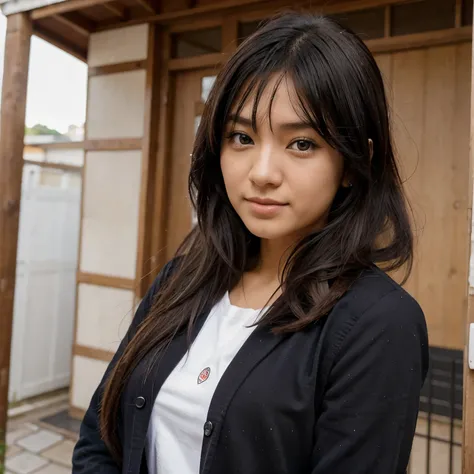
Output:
[73, 11, 429, 474]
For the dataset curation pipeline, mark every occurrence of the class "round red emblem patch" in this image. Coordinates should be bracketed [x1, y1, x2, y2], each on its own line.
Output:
[198, 367, 211, 384]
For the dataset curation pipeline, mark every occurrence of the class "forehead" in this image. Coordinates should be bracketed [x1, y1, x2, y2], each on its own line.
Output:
[230, 74, 304, 124]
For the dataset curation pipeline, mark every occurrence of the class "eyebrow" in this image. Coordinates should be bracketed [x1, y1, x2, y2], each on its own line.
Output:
[227, 113, 314, 132]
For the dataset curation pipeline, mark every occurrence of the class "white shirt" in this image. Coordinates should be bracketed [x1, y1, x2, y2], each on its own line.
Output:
[146, 292, 264, 474]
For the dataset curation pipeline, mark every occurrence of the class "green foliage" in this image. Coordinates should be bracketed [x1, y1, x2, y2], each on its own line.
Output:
[0, 435, 4, 474]
[25, 123, 62, 136]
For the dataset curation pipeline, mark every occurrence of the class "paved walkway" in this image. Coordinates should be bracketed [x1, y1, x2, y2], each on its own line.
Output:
[5, 392, 78, 474]
[3, 392, 462, 474]
[409, 415, 462, 474]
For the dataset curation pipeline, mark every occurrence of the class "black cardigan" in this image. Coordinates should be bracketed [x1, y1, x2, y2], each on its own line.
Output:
[72, 260, 429, 474]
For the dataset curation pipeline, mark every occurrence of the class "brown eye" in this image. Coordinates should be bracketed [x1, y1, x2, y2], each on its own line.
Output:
[238, 133, 252, 145]
[289, 139, 316, 153]
[296, 140, 311, 151]
[229, 132, 253, 146]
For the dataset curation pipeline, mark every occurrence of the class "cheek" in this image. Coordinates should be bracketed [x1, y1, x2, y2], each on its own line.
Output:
[220, 151, 240, 201]
[291, 155, 344, 210]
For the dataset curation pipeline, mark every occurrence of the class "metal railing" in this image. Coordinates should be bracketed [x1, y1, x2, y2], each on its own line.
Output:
[408, 351, 463, 474]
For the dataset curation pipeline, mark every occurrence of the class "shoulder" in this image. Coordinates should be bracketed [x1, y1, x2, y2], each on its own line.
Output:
[342, 265, 422, 316]
[323, 266, 428, 364]
[338, 265, 425, 324]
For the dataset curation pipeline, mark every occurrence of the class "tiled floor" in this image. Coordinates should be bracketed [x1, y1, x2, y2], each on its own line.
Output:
[409, 416, 462, 474]
[4, 393, 462, 474]
[5, 396, 78, 474]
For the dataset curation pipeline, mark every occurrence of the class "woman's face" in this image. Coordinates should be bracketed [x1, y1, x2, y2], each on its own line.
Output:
[220, 75, 347, 243]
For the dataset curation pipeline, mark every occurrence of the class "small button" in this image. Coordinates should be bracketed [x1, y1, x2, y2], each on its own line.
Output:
[203, 421, 213, 437]
[135, 396, 146, 409]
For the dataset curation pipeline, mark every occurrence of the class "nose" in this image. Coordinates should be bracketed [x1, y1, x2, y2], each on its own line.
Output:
[248, 143, 283, 188]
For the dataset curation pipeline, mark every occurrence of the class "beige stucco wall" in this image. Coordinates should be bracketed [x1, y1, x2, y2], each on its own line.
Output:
[70, 23, 148, 412]
[79, 150, 142, 279]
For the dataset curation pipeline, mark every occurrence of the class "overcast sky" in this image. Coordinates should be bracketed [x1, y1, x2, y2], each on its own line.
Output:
[0, 13, 87, 133]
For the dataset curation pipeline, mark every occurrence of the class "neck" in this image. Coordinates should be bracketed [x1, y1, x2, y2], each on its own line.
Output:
[257, 237, 295, 282]
[233, 236, 297, 308]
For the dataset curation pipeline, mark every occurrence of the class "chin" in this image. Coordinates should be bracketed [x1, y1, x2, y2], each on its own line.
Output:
[241, 218, 293, 240]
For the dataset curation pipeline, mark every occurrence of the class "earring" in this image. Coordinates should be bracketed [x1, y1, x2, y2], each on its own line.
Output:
[348, 182, 353, 188]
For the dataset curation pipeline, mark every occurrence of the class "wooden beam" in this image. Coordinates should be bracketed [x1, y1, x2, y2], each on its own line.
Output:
[236, 0, 414, 23]
[151, 30, 173, 278]
[168, 18, 222, 33]
[88, 60, 147, 77]
[169, 52, 229, 71]
[84, 137, 143, 151]
[135, 24, 161, 297]
[37, 140, 85, 150]
[0, 12, 32, 460]
[464, 4, 474, 471]
[73, 344, 114, 362]
[132, 0, 158, 14]
[33, 25, 87, 62]
[96, 0, 414, 31]
[77, 271, 136, 290]
[103, 2, 127, 19]
[365, 26, 472, 54]
[321, 0, 413, 15]
[97, 0, 272, 29]
[32, 0, 118, 19]
[53, 12, 96, 37]
[23, 160, 83, 173]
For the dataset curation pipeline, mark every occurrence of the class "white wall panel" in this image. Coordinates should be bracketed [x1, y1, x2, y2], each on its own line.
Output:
[71, 356, 108, 410]
[88, 24, 149, 67]
[76, 283, 135, 352]
[45, 148, 84, 167]
[87, 70, 146, 139]
[80, 150, 142, 279]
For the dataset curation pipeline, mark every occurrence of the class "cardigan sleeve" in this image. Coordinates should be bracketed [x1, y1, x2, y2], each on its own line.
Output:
[311, 288, 429, 474]
[72, 260, 176, 473]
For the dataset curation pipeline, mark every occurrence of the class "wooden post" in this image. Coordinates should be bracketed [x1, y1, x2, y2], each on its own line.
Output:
[136, 23, 163, 297]
[0, 12, 32, 454]
[464, 4, 474, 472]
[150, 29, 172, 283]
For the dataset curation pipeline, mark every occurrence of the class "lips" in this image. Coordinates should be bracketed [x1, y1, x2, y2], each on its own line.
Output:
[245, 197, 288, 218]
[245, 197, 287, 206]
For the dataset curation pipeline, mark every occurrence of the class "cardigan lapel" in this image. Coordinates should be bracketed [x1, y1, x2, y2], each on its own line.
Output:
[125, 307, 286, 474]
[124, 311, 210, 474]
[200, 323, 287, 474]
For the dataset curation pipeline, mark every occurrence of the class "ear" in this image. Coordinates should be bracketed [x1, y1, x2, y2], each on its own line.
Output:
[368, 138, 374, 162]
[341, 173, 352, 188]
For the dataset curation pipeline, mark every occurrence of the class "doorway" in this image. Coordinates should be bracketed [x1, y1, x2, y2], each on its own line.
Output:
[165, 67, 218, 261]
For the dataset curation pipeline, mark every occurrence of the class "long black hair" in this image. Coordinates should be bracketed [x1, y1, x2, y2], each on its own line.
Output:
[101, 11, 413, 463]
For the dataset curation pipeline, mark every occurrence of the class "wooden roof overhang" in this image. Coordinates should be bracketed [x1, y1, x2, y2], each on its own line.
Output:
[0, 0, 433, 62]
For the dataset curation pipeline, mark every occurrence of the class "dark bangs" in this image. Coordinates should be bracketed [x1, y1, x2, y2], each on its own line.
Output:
[205, 16, 381, 159]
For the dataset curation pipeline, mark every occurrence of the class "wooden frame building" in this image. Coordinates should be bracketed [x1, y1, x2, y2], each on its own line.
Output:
[1, 0, 474, 470]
